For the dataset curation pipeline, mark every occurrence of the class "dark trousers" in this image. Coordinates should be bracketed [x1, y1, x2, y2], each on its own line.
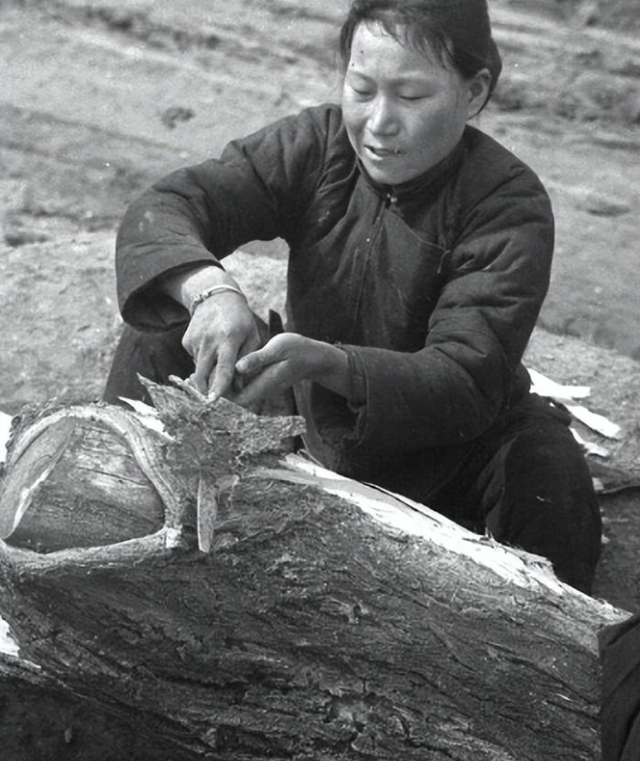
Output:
[600, 612, 640, 761]
[104, 323, 195, 406]
[405, 397, 601, 594]
[104, 323, 602, 594]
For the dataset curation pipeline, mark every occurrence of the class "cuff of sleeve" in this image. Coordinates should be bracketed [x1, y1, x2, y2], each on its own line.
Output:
[119, 258, 223, 331]
[337, 344, 370, 446]
[336, 343, 367, 409]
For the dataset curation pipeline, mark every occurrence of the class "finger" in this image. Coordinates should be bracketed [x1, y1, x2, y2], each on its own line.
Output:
[235, 351, 262, 378]
[235, 342, 278, 377]
[232, 367, 281, 408]
[230, 372, 246, 395]
[191, 348, 217, 396]
[237, 333, 265, 361]
[208, 341, 241, 400]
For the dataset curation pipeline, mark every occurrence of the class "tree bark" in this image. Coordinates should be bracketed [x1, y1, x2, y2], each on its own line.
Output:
[0, 381, 626, 760]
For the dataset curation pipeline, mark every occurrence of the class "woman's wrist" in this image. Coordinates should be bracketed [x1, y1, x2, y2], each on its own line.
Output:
[312, 341, 349, 397]
[189, 284, 248, 316]
[160, 265, 241, 311]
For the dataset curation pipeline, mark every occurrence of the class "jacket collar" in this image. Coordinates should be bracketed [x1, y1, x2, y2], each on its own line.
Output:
[358, 133, 465, 203]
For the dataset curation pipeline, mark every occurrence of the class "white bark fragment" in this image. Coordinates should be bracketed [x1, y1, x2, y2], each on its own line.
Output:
[529, 366, 623, 439]
[0, 411, 12, 465]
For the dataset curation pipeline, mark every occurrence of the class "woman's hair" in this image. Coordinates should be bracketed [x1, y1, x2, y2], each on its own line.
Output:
[338, 0, 502, 102]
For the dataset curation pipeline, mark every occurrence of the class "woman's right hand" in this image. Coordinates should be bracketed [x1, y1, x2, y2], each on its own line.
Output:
[183, 290, 263, 399]
[160, 264, 263, 399]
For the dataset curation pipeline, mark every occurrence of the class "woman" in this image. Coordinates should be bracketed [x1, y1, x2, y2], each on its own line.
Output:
[105, 0, 601, 593]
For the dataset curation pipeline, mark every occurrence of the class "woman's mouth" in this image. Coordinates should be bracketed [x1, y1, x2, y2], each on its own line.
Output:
[365, 145, 401, 158]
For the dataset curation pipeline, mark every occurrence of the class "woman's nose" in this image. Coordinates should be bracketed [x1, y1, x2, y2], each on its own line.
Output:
[368, 96, 400, 135]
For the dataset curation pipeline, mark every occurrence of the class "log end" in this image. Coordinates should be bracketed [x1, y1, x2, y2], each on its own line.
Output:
[0, 410, 165, 553]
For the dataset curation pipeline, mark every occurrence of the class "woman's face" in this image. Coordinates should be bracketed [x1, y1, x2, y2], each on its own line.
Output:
[342, 22, 488, 186]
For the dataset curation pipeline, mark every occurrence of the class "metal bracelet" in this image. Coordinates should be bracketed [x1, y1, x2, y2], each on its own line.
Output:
[189, 284, 247, 316]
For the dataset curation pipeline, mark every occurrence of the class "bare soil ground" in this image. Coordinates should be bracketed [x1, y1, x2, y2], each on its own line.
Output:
[1, 0, 640, 615]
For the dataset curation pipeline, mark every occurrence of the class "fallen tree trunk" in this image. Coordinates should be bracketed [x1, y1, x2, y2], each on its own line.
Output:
[0, 644, 196, 761]
[0, 380, 627, 760]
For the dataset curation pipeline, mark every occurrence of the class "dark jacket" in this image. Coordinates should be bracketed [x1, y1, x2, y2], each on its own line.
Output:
[116, 103, 554, 479]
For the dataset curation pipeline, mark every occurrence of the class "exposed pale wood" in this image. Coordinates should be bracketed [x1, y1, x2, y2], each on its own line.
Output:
[0, 383, 626, 760]
[0, 409, 165, 552]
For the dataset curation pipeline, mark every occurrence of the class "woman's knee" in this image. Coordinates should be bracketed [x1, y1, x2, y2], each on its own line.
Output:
[484, 421, 602, 592]
[103, 323, 193, 404]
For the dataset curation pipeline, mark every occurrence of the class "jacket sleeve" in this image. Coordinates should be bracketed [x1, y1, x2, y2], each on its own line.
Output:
[340, 169, 554, 453]
[115, 107, 333, 330]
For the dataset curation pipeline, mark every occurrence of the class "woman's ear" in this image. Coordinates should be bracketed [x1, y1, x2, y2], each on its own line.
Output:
[467, 68, 492, 118]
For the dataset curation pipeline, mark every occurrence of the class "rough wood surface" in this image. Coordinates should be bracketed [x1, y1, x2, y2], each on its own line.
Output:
[0, 648, 197, 761]
[0, 382, 626, 760]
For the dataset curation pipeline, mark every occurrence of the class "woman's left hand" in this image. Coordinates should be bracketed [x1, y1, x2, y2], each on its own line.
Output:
[230, 333, 348, 408]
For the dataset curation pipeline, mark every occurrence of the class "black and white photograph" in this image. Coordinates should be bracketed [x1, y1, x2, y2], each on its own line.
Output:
[1, 1, 639, 758]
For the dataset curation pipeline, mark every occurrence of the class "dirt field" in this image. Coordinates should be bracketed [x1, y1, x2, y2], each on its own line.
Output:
[1, 0, 640, 613]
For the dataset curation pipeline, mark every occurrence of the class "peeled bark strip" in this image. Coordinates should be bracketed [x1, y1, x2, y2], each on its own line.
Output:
[0, 382, 627, 760]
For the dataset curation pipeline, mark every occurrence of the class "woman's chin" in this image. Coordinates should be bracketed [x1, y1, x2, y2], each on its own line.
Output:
[362, 162, 404, 186]
[360, 154, 417, 186]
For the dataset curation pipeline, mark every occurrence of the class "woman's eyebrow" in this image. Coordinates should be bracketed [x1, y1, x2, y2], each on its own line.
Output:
[348, 63, 436, 81]
[347, 69, 432, 84]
